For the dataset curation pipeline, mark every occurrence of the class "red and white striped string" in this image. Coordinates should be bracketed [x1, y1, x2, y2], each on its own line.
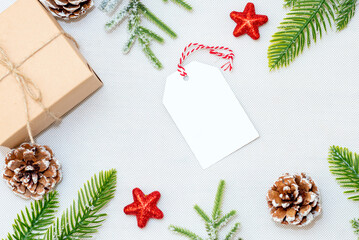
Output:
[177, 43, 235, 78]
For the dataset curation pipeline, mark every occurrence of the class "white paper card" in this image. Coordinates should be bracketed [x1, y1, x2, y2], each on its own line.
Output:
[163, 61, 259, 169]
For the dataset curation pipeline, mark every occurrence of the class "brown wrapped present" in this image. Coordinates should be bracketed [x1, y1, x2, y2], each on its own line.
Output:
[0, 0, 102, 148]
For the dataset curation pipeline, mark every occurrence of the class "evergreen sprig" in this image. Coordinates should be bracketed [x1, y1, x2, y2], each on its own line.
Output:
[327, 146, 359, 238]
[170, 180, 242, 240]
[100, 0, 192, 69]
[284, 0, 299, 7]
[163, 0, 192, 10]
[328, 146, 359, 201]
[351, 218, 359, 237]
[43, 169, 117, 239]
[4, 191, 59, 240]
[3, 169, 117, 240]
[268, 0, 357, 70]
[268, 0, 337, 70]
[335, 0, 358, 30]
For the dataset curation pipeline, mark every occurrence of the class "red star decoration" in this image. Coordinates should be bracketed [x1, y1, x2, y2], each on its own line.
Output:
[124, 188, 164, 228]
[230, 3, 268, 40]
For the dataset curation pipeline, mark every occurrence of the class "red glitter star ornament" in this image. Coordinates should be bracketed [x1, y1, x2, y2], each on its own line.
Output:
[124, 188, 164, 228]
[230, 3, 268, 40]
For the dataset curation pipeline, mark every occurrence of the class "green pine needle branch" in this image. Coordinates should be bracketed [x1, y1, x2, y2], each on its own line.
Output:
[284, 0, 299, 7]
[268, 0, 337, 70]
[163, 0, 192, 10]
[328, 146, 359, 238]
[4, 191, 59, 240]
[44, 169, 117, 239]
[100, 0, 192, 69]
[268, 0, 357, 70]
[335, 0, 357, 30]
[328, 146, 359, 201]
[170, 180, 242, 240]
[351, 218, 359, 238]
[3, 169, 117, 240]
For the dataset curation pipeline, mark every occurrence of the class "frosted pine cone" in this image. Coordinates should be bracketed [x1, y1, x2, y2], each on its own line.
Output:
[266, 173, 321, 227]
[2, 143, 62, 200]
[40, 0, 94, 20]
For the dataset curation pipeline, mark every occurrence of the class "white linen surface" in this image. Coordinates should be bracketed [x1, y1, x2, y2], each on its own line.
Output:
[0, 0, 358, 239]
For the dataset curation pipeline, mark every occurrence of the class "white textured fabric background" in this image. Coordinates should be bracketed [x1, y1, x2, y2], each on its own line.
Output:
[0, 0, 359, 239]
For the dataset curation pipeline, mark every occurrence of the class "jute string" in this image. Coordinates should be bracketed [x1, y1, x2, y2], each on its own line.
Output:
[0, 32, 79, 144]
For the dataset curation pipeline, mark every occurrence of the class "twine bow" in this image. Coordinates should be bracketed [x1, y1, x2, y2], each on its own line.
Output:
[0, 32, 78, 144]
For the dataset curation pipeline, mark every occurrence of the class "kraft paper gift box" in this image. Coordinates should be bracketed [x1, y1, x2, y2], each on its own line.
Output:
[0, 0, 102, 148]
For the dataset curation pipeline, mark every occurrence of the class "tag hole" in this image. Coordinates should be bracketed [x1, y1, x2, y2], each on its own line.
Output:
[183, 75, 189, 81]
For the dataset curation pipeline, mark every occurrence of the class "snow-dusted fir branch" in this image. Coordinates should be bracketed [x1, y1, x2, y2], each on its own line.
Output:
[100, 0, 192, 69]
[105, 4, 132, 31]
[99, 0, 122, 13]
[169, 180, 242, 240]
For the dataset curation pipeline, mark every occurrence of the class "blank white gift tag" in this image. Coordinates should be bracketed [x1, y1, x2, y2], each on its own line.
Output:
[163, 61, 259, 169]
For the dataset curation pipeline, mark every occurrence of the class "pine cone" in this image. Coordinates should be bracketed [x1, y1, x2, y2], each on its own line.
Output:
[2, 143, 62, 200]
[266, 173, 321, 227]
[40, 0, 94, 20]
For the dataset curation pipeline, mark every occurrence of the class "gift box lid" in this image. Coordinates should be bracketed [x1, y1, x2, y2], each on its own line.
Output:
[0, 0, 102, 148]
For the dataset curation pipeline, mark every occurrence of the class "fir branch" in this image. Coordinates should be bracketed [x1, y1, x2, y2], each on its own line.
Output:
[212, 180, 225, 221]
[169, 226, 204, 240]
[101, 0, 192, 69]
[351, 218, 359, 237]
[328, 146, 359, 201]
[336, 0, 357, 30]
[127, 3, 140, 32]
[327, 147, 359, 239]
[284, 0, 299, 7]
[138, 37, 163, 69]
[137, 2, 177, 38]
[215, 210, 237, 229]
[105, 4, 131, 31]
[99, 0, 111, 11]
[268, 0, 337, 70]
[99, 0, 121, 13]
[5, 191, 59, 240]
[170, 180, 242, 240]
[205, 223, 217, 240]
[122, 3, 141, 54]
[123, 33, 138, 54]
[138, 26, 165, 43]
[224, 223, 240, 240]
[163, 0, 193, 10]
[43, 169, 117, 239]
[194, 205, 211, 223]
